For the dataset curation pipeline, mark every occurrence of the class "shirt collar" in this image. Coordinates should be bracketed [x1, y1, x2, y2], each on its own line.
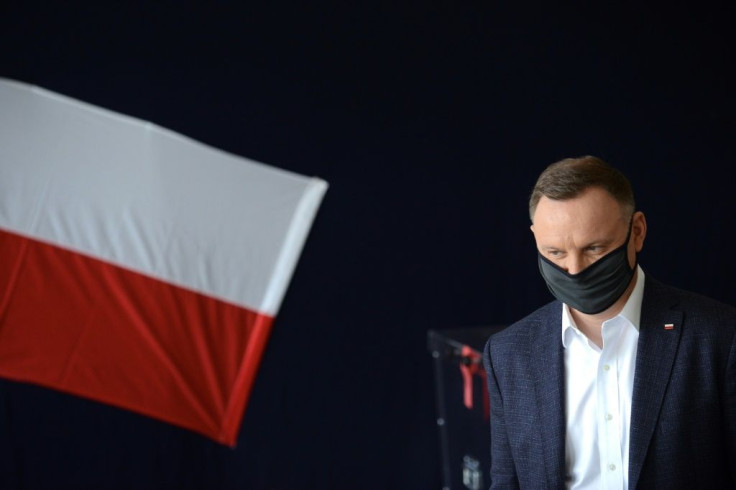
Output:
[562, 265, 645, 348]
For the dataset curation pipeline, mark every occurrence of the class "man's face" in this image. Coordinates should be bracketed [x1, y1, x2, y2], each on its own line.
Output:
[530, 187, 644, 275]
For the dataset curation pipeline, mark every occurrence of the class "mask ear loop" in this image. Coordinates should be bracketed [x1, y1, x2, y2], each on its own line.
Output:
[624, 214, 634, 244]
[625, 213, 638, 269]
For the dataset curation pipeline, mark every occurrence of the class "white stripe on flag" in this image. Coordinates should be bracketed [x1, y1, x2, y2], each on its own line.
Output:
[0, 77, 327, 316]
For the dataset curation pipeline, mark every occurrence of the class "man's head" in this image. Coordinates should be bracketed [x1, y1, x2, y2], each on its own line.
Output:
[529, 156, 635, 223]
[529, 156, 646, 316]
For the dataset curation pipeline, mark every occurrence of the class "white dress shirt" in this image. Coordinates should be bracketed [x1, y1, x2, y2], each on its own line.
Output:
[562, 266, 644, 490]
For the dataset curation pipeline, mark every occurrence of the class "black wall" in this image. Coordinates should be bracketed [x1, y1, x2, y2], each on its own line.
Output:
[2, 2, 735, 489]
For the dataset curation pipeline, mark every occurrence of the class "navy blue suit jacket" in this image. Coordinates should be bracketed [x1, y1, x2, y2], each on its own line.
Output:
[483, 275, 736, 489]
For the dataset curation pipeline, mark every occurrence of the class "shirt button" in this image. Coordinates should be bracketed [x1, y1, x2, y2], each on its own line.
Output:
[606, 414, 613, 421]
[603, 364, 611, 371]
[609, 464, 616, 471]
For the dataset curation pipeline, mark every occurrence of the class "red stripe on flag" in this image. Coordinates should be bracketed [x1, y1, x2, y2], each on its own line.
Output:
[0, 228, 273, 446]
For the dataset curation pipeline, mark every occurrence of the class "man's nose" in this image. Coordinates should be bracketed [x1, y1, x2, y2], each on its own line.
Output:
[565, 254, 586, 275]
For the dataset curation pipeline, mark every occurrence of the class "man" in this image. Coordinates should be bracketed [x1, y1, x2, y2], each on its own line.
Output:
[483, 156, 736, 489]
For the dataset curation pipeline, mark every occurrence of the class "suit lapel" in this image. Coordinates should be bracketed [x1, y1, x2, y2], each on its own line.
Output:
[628, 278, 683, 489]
[531, 308, 567, 488]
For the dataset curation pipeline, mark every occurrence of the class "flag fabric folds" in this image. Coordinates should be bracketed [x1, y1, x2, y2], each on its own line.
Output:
[0, 78, 328, 446]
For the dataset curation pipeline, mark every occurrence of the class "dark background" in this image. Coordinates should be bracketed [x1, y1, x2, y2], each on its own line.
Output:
[1, 2, 735, 489]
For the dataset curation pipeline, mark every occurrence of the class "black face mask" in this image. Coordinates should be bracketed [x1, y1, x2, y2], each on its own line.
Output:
[537, 221, 636, 315]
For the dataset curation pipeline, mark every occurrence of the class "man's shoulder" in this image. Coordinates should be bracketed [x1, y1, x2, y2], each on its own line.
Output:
[487, 300, 560, 348]
[645, 275, 736, 321]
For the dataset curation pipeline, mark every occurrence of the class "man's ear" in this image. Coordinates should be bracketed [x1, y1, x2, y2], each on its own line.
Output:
[632, 211, 647, 252]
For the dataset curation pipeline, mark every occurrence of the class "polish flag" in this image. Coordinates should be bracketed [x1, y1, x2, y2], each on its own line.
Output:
[0, 78, 328, 446]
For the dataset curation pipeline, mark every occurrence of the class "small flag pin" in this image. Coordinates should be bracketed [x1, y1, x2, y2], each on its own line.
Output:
[664, 323, 674, 330]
